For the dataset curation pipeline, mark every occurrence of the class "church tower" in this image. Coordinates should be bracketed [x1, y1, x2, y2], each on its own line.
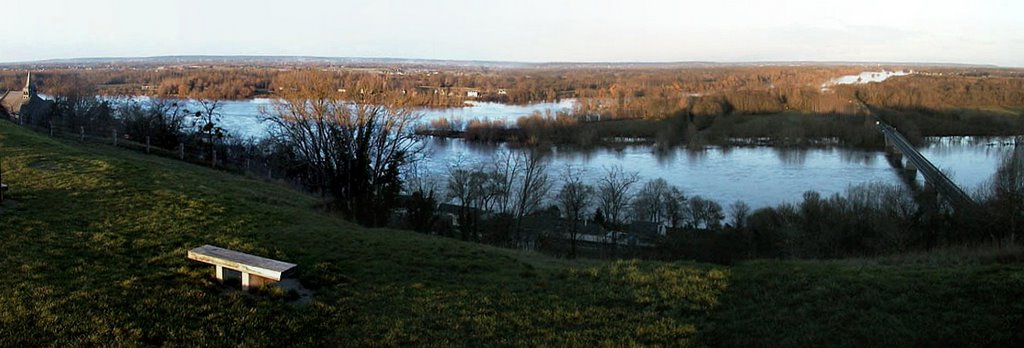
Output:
[22, 72, 36, 103]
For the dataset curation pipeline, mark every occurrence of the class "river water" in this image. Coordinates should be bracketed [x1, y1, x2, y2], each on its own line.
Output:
[207, 98, 577, 137]
[124, 97, 1019, 209]
[422, 136, 1015, 209]
[821, 70, 914, 91]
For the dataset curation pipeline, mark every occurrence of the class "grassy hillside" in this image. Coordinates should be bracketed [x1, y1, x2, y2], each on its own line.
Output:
[1, 120, 1022, 347]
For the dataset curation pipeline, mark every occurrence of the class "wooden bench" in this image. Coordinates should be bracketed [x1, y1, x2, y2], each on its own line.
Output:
[187, 245, 297, 290]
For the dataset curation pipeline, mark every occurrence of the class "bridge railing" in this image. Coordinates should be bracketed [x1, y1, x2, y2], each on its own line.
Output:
[876, 121, 977, 209]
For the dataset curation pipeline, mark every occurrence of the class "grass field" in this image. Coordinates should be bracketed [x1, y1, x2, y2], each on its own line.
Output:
[1, 120, 1022, 347]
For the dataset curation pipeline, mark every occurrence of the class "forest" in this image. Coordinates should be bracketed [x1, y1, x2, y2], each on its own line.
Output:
[4, 63, 1021, 149]
[3, 64, 1022, 113]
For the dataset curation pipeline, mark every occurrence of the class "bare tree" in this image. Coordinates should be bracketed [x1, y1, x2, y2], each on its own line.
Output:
[402, 160, 440, 234]
[445, 162, 505, 241]
[512, 148, 551, 247]
[446, 165, 477, 241]
[119, 97, 189, 149]
[556, 165, 594, 259]
[194, 99, 224, 140]
[471, 169, 502, 214]
[984, 150, 1024, 242]
[490, 149, 524, 215]
[47, 74, 110, 131]
[729, 201, 751, 230]
[664, 186, 687, 228]
[264, 73, 423, 225]
[631, 178, 673, 224]
[597, 165, 640, 226]
[686, 195, 725, 230]
[192, 99, 225, 166]
[402, 159, 440, 197]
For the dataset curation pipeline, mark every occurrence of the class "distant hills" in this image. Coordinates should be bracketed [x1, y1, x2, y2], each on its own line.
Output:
[0, 55, 1001, 69]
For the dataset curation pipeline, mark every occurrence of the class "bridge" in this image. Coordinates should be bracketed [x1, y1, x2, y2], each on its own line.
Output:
[876, 120, 977, 211]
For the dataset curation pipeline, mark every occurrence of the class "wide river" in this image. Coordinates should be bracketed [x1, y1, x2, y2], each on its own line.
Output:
[165, 98, 1019, 209]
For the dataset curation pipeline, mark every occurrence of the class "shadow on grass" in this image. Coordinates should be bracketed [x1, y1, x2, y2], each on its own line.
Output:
[693, 260, 1024, 347]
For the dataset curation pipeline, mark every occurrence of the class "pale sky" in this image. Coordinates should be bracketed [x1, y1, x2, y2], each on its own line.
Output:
[3, 0, 1022, 66]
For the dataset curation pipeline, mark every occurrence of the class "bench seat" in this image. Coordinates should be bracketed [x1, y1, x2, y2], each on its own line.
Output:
[188, 245, 297, 290]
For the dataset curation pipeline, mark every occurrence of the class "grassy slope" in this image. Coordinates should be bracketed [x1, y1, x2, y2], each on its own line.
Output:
[1, 121, 1022, 347]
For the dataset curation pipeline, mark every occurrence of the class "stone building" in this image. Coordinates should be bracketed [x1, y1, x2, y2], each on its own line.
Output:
[1, 73, 53, 123]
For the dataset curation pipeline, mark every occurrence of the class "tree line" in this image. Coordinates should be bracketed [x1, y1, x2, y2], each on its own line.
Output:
[395, 149, 1024, 262]
[5, 65, 1022, 115]
[6, 66, 1022, 151]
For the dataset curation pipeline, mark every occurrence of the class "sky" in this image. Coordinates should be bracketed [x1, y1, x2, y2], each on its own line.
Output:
[3, 0, 1023, 66]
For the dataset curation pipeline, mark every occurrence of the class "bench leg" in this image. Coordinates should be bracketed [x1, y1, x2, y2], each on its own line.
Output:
[215, 265, 225, 283]
[241, 273, 273, 291]
[241, 272, 250, 290]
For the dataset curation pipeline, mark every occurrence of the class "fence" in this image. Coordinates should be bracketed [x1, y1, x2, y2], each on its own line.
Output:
[7, 114, 302, 189]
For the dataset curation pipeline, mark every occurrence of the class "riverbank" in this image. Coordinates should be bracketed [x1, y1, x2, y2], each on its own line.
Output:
[419, 107, 1024, 149]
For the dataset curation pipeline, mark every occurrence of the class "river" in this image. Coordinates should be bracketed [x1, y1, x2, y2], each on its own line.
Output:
[207, 98, 577, 137]
[422, 136, 1015, 209]
[120, 96, 1019, 209]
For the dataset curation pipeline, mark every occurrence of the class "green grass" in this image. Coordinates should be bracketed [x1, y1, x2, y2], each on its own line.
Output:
[1, 120, 1023, 347]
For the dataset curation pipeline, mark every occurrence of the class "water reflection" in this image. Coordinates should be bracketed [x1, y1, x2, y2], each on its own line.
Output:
[652, 146, 678, 165]
[923, 136, 1020, 157]
[838, 148, 878, 166]
[682, 147, 709, 164]
[773, 147, 809, 166]
[920, 137, 1017, 192]
[420, 137, 1015, 209]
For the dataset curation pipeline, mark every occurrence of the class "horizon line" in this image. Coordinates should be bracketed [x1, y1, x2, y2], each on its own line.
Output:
[0, 55, 1012, 69]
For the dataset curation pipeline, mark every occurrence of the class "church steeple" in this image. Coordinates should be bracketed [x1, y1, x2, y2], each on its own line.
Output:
[22, 72, 36, 102]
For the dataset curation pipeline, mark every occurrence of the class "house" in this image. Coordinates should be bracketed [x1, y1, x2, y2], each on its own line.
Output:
[521, 209, 621, 246]
[466, 90, 479, 98]
[435, 203, 487, 227]
[1, 73, 53, 124]
[623, 221, 666, 246]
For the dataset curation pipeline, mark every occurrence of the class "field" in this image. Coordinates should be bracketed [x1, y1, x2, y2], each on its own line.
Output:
[1, 120, 1022, 346]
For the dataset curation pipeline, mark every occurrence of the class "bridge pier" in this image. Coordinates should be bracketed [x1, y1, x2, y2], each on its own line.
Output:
[877, 120, 977, 213]
[884, 137, 903, 160]
[904, 159, 918, 173]
[884, 136, 917, 173]
[889, 151, 903, 163]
